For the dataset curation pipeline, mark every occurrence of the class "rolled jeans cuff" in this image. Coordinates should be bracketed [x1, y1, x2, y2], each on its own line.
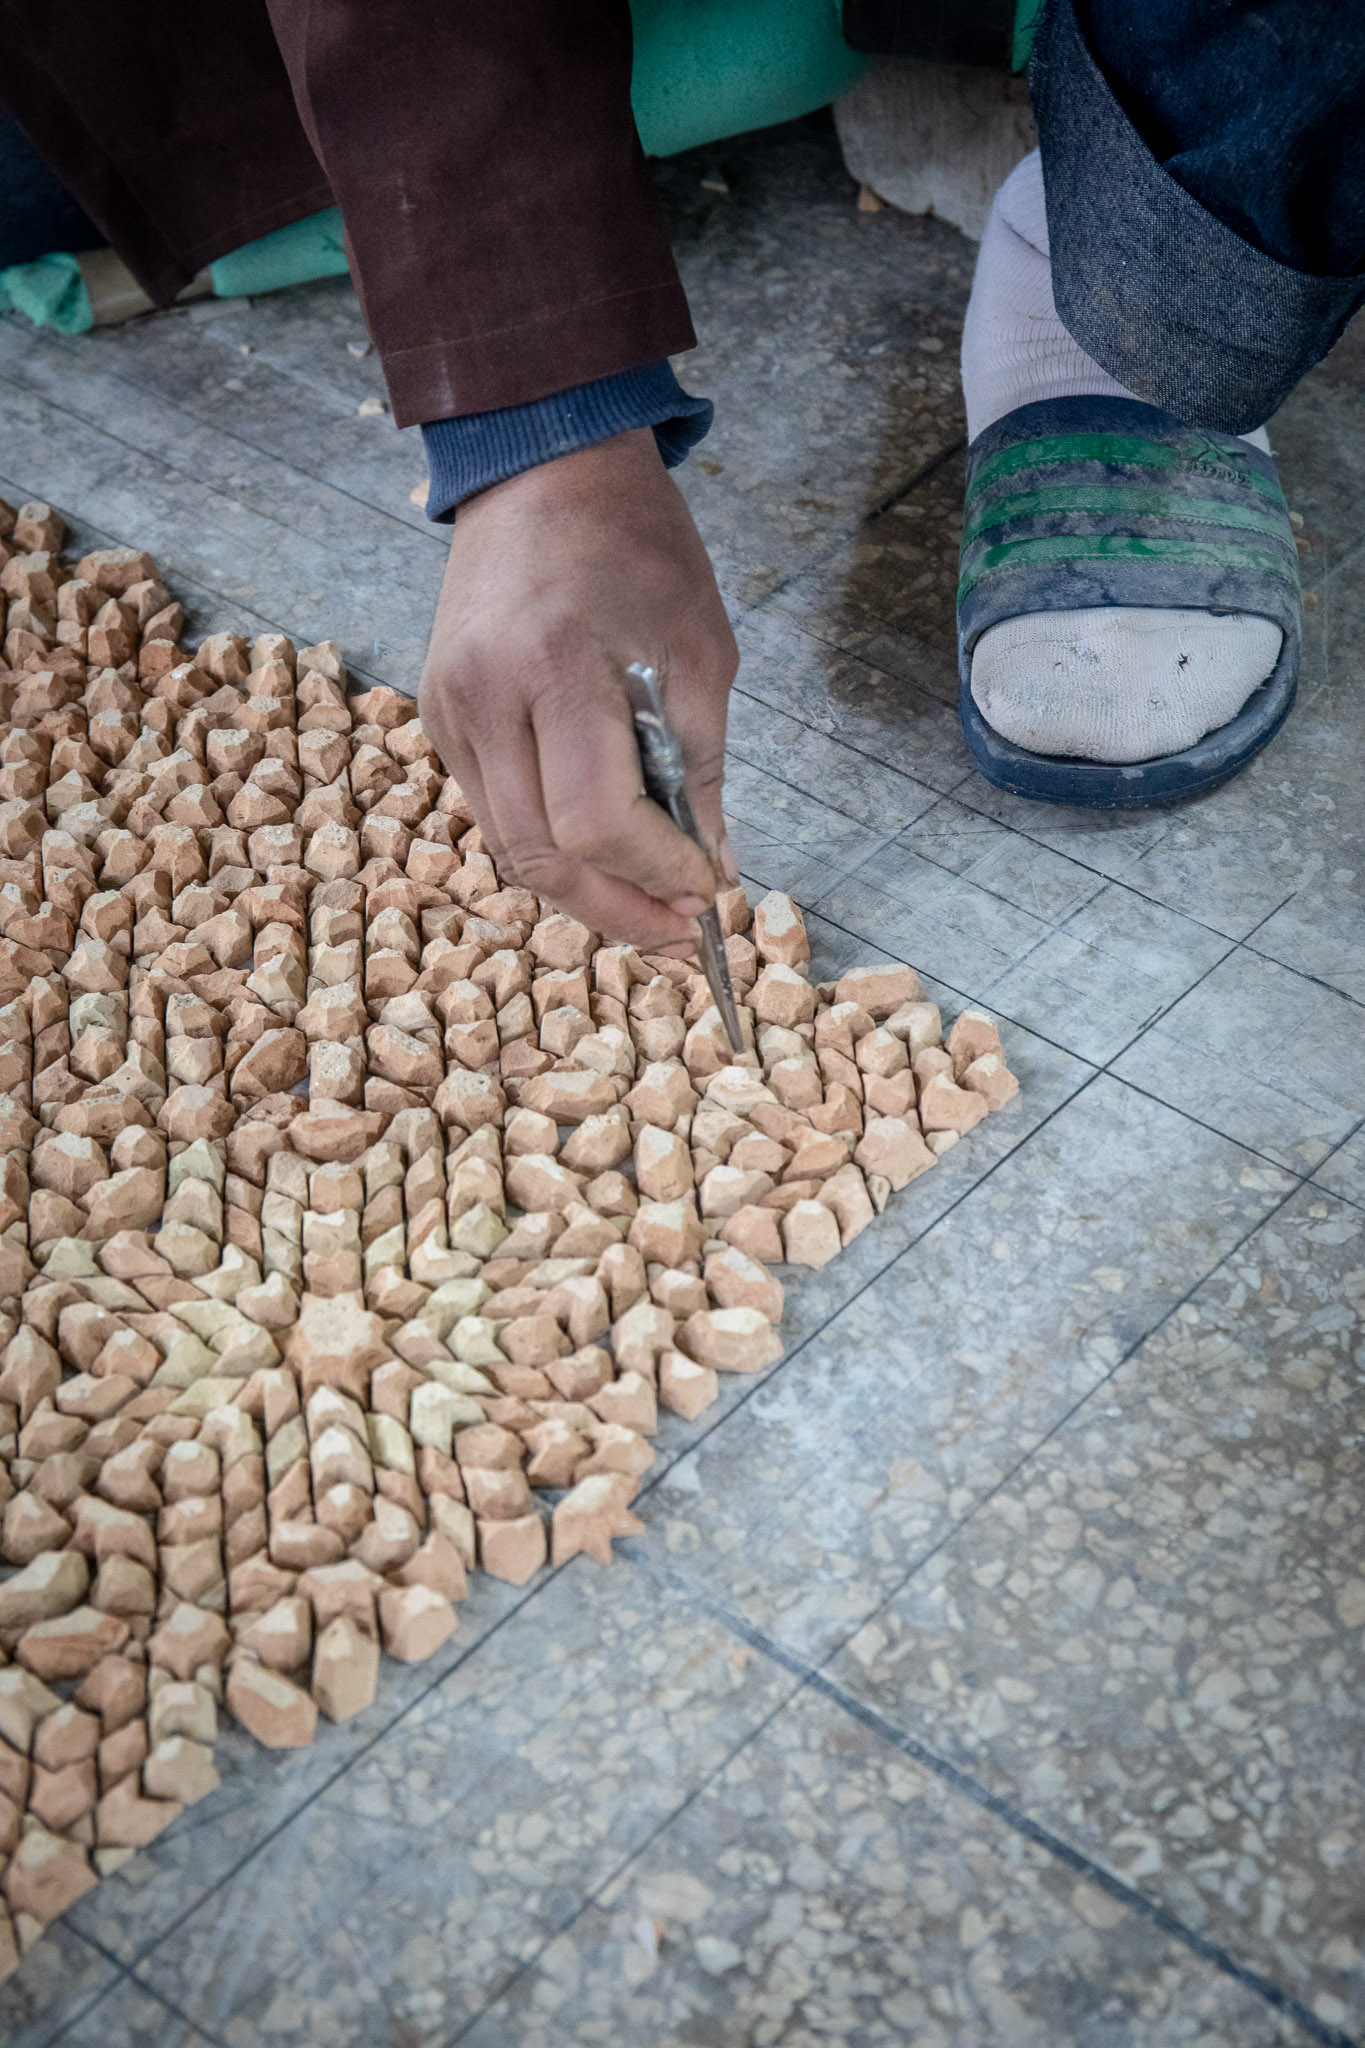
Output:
[1032, 0, 1365, 434]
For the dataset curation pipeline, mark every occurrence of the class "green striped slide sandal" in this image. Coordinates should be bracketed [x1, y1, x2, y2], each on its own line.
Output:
[956, 396, 1302, 807]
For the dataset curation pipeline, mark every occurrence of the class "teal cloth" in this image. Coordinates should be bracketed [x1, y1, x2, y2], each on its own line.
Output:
[209, 207, 349, 298]
[0, 251, 93, 332]
[632, 0, 866, 157]
[1012, 0, 1045, 69]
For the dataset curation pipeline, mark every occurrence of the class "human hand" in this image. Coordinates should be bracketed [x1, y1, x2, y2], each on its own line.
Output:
[418, 428, 738, 955]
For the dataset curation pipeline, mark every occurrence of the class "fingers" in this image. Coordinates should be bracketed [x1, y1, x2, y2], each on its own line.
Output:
[421, 653, 730, 946]
[417, 671, 509, 875]
[656, 631, 735, 862]
[473, 695, 704, 950]
[416, 432, 738, 947]
[533, 686, 717, 909]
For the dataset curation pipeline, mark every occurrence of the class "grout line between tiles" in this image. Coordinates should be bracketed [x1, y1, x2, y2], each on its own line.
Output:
[16, 1928, 132, 2048]
[628, 1561, 1359, 2048]
[0, 358, 446, 568]
[87, 1973, 233, 2048]
[101, 1053, 1097, 1991]
[826, 788, 1111, 933]
[0, 472, 401, 700]
[1239, 934, 1365, 1013]
[107, 1569, 558, 1977]
[1308, 1113, 1365, 1210]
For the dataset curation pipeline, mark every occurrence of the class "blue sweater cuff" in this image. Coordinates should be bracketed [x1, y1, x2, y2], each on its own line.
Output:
[421, 359, 714, 520]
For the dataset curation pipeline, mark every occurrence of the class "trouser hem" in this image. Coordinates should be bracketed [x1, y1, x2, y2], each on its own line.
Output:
[1032, 0, 1365, 432]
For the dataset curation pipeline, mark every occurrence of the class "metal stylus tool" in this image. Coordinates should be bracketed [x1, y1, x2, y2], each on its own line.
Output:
[625, 661, 744, 1056]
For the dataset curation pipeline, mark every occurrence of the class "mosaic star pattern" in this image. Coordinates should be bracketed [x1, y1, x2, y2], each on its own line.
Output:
[0, 497, 1017, 1972]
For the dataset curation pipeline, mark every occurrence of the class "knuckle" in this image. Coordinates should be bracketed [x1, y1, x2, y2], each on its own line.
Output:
[504, 842, 572, 898]
[555, 811, 614, 868]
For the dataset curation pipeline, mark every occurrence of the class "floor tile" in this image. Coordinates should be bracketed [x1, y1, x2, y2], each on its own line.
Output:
[724, 756, 896, 905]
[0, 360, 440, 691]
[67, 1576, 530, 1966]
[1112, 949, 1365, 1172]
[0, 1923, 117, 2048]
[1312, 1124, 1365, 1210]
[53, 1978, 216, 2048]
[1250, 879, 1365, 1009]
[134, 1564, 796, 2048]
[659, 124, 974, 609]
[983, 882, 1235, 1067]
[733, 604, 975, 799]
[461, 1686, 1304, 2048]
[831, 1186, 1365, 2038]
[811, 844, 1057, 1002]
[647, 1077, 1295, 1664]
[725, 685, 942, 835]
[891, 797, 1109, 927]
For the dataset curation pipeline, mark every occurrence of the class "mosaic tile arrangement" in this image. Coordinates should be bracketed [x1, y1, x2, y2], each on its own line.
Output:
[0, 499, 1017, 1971]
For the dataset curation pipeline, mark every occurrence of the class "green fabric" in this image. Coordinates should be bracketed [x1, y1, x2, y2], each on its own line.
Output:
[961, 482, 1293, 549]
[966, 432, 1290, 508]
[1011, 0, 1046, 71]
[959, 532, 1294, 602]
[0, 252, 93, 333]
[630, 0, 866, 158]
[209, 209, 348, 298]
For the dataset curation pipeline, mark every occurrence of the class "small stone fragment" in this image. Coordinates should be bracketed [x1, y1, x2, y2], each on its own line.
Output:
[960, 1051, 1019, 1111]
[225, 1659, 318, 1748]
[917, 1072, 988, 1135]
[143, 1736, 220, 1805]
[658, 1348, 719, 1420]
[854, 1114, 937, 1190]
[311, 1615, 380, 1722]
[682, 1306, 782, 1374]
[551, 1474, 644, 1566]
[751, 890, 810, 969]
[378, 1582, 457, 1660]
[477, 1511, 546, 1585]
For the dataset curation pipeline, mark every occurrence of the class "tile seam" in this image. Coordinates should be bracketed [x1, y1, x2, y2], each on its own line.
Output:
[0, 359, 446, 565]
[635, 1560, 1360, 2048]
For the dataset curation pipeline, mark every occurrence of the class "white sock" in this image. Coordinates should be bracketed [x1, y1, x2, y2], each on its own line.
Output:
[960, 150, 1282, 765]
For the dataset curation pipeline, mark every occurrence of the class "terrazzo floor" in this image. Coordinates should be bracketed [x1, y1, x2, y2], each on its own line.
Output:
[0, 114, 1360, 2048]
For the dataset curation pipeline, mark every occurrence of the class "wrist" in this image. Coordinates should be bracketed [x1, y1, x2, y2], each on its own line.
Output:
[452, 430, 673, 547]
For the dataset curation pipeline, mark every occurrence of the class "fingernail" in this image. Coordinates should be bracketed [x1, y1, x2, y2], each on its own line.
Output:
[719, 834, 740, 884]
[669, 895, 709, 917]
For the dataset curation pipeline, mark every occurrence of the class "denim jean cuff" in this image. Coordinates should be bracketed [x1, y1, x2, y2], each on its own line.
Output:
[1033, 0, 1365, 434]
